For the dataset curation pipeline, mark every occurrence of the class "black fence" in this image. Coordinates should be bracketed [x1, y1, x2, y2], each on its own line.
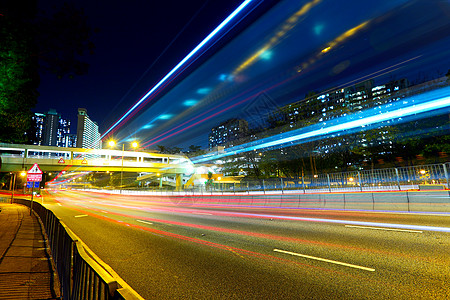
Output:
[13, 198, 140, 300]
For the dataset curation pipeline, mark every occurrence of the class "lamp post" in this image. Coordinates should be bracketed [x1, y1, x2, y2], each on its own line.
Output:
[121, 143, 124, 194]
[11, 171, 26, 203]
[108, 140, 138, 194]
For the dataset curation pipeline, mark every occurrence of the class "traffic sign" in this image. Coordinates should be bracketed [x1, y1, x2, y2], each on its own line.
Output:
[27, 182, 39, 188]
[27, 163, 43, 182]
[58, 158, 65, 164]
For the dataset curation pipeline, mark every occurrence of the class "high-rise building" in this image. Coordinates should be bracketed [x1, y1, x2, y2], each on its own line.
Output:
[63, 133, 77, 148]
[42, 109, 60, 146]
[30, 109, 75, 147]
[268, 78, 411, 156]
[57, 117, 71, 147]
[208, 119, 248, 150]
[76, 108, 101, 149]
[31, 113, 46, 145]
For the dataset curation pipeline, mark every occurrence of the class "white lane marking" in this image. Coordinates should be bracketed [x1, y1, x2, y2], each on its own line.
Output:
[193, 212, 213, 215]
[345, 225, 423, 233]
[57, 203, 62, 206]
[101, 210, 108, 213]
[274, 249, 375, 272]
[136, 220, 153, 225]
[74, 214, 88, 218]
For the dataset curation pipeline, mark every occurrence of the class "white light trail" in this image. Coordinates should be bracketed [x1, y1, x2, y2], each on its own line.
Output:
[192, 87, 450, 163]
[102, 0, 256, 139]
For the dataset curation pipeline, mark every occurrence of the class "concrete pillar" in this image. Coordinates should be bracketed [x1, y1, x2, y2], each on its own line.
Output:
[176, 174, 182, 191]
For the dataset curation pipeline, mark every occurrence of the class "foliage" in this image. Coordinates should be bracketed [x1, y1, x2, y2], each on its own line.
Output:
[0, 1, 94, 144]
[0, 4, 39, 142]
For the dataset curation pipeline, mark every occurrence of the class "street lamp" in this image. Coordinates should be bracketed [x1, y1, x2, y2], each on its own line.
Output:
[10, 171, 26, 204]
[108, 140, 116, 148]
[108, 141, 139, 194]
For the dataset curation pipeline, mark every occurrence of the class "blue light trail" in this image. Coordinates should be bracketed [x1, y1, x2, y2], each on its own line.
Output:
[101, 0, 257, 140]
[192, 86, 450, 163]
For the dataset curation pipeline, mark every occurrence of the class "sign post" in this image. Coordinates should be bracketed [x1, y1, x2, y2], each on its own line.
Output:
[27, 163, 43, 215]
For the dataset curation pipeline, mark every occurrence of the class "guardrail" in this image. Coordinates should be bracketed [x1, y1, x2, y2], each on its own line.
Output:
[13, 198, 142, 300]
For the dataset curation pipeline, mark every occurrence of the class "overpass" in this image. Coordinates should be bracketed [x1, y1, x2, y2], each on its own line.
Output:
[0, 143, 194, 187]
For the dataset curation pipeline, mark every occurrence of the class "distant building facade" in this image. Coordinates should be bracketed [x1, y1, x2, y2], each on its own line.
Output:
[57, 117, 71, 147]
[30, 109, 74, 147]
[208, 119, 248, 150]
[76, 108, 101, 149]
[63, 133, 77, 148]
[31, 113, 46, 146]
[42, 109, 59, 146]
[267, 78, 411, 158]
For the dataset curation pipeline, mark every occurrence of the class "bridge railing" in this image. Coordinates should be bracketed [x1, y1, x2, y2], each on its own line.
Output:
[13, 198, 142, 300]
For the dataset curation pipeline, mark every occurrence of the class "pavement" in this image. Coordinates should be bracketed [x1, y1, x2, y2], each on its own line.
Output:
[0, 202, 60, 300]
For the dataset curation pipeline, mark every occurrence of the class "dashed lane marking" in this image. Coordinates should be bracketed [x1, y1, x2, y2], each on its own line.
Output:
[274, 248, 375, 272]
[345, 225, 423, 233]
[74, 214, 88, 218]
[136, 220, 153, 225]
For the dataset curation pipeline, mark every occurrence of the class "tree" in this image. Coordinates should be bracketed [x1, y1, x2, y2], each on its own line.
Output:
[0, 1, 94, 143]
[0, 2, 39, 142]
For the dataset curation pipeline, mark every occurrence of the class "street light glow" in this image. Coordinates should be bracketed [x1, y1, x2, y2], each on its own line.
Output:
[108, 140, 116, 147]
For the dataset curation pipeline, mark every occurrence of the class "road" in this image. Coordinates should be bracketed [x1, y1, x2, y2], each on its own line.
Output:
[41, 190, 449, 299]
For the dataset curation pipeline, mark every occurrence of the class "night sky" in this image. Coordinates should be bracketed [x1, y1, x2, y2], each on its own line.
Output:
[35, 0, 450, 149]
[36, 0, 249, 132]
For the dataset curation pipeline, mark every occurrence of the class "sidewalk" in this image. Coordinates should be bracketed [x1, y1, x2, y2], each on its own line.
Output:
[0, 203, 60, 300]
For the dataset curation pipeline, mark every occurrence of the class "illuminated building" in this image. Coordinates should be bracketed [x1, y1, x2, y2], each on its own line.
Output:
[209, 119, 248, 150]
[57, 117, 71, 147]
[76, 108, 102, 149]
[42, 109, 59, 146]
[30, 110, 72, 147]
[269, 79, 411, 157]
[31, 113, 46, 146]
[63, 133, 77, 148]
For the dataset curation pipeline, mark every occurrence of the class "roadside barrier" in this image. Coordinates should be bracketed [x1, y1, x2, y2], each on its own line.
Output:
[13, 198, 142, 300]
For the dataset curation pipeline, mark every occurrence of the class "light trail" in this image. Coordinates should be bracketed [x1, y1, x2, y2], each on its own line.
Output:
[138, 55, 418, 148]
[192, 86, 450, 163]
[101, 0, 258, 140]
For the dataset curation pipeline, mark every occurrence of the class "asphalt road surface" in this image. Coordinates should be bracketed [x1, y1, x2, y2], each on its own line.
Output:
[41, 190, 449, 299]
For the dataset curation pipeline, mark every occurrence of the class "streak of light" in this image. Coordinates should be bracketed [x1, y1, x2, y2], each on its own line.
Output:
[191, 87, 450, 164]
[344, 225, 423, 233]
[273, 249, 375, 271]
[58, 205, 358, 276]
[142, 68, 304, 147]
[233, 0, 322, 75]
[101, 0, 258, 140]
[221, 211, 450, 233]
[51, 192, 440, 263]
[140, 55, 417, 148]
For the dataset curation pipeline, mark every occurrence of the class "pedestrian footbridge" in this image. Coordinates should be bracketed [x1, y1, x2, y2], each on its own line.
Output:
[0, 143, 193, 177]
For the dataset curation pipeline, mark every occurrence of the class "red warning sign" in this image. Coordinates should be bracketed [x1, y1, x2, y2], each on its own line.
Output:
[81, 159, 88, 165]
[58, 158, 65, 164]
[27, 163, 43, 182]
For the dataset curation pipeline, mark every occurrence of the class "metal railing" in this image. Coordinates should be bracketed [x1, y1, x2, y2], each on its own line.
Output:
[13, 198, 141, 300]
[184, 162, 450, 194]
